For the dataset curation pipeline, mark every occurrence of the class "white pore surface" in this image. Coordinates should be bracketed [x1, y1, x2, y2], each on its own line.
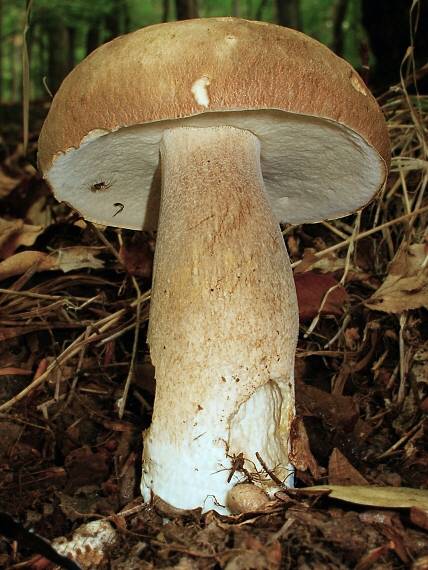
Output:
[47, 110, 385, 230]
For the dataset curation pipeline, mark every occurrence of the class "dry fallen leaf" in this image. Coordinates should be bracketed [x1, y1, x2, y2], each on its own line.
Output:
[344, 327, 361, 350]
[0, 250, 50, 280]
[25, 194, 52, 227]
[0, 169, 23, 198]
[225, 536, 282, 570]
[328, 448, 369, 486]
[119, 232, 154, 278]
[294, 249, 347, 274]
[294, 271, 348, 322]
[412, 555, 428, 570]
[296, 384, 359, 430]
[413, 343, 428, 387]
[0, 246, 105, 281]
[355, 545, 392, 570]
[410, 506, 428, 531]
[54, 246, 105, 272]
[293, 485, 428, 509]
[0, 217, 44, 259]
[366, 243, 428, 313]
[289, 416, 322, 480]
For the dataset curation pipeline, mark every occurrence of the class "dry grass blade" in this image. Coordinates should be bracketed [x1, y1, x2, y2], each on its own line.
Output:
[291, 204, 428, 270]
[0, 290, 150, 412]
[21, 0, 33, 155]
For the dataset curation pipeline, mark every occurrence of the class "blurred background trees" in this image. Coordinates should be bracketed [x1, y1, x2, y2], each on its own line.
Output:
[0, 0, 427, 104]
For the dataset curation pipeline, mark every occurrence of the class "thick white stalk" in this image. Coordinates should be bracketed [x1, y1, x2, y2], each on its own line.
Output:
[141, 126, 298, 513]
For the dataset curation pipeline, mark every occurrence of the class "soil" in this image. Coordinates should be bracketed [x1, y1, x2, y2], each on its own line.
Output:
[0, 85, 427, 569]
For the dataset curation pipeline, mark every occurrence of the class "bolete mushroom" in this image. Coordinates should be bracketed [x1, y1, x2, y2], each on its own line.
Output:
[38, 18, 390, 514]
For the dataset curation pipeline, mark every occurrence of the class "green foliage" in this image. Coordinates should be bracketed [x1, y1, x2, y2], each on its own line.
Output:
[0, 0, 368, 103]
[32, 0, 120, 26]
[127, 0, 165, 26]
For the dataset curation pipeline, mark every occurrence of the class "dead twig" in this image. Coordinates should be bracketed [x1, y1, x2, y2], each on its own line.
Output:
[291, 204, 428, 270]
[255, 452, 284, 487]
[0, 292, 150, 413]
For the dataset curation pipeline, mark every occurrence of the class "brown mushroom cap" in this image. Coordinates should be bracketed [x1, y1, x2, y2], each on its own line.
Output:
[38, 17, 390, 230]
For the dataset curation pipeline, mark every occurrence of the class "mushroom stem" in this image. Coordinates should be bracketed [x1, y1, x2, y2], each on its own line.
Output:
[141, 125, 298, 513]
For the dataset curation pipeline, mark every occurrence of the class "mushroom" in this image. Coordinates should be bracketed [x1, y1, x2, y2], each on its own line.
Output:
[38, 17, 390, 514]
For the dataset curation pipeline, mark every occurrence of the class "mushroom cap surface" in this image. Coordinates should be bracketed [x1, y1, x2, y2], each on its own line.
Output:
[38, 17, 390, 229]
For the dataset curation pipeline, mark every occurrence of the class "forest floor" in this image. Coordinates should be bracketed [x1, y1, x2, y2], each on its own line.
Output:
[0, 79, 427, 570]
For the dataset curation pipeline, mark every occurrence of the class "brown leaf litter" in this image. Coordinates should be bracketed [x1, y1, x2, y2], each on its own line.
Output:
[366, 242, 428, 312]
[0, 74, 427, 568]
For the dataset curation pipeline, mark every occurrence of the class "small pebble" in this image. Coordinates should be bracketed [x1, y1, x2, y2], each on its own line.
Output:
[227, 483, 270, 514]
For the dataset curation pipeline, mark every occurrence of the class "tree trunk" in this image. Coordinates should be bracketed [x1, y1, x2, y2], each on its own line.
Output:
[86, 25, 101, 55]
[123, 1, 131, 33]
[232, 0, 240, 17]
[66, 27, 76, 73]
[39, 27, 49, 99]
[10, 35, 20, 102]
[256, 0, 269, 21]
[276, 0, 301, 29]
[105, 0, 121, 41]
[361, 0, 428, 90]
[46, 20, 68, 93]
[162, 0, 169, 22]
[175, 0, 199, 20]
[0, 0, 3, 102]
[331, 0, 349, 56]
